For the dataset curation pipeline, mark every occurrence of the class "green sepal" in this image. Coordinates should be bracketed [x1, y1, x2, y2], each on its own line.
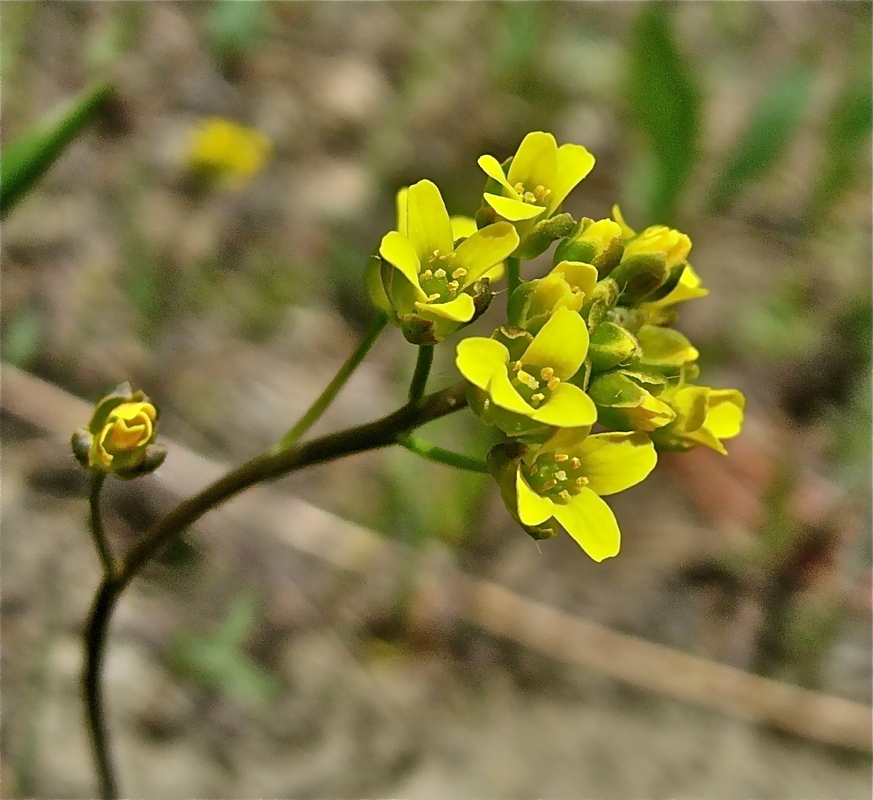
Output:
[588, 321, 640, 374]
[487, 442, 559, 541]
[364, 255, 392, 314]
[506, 281, 539, 328]
[514, 212, 576, 260]
[113, 443, 168, 480]
[400, 314, 439, 346]
[588, 370, 649, 409]
[554, 218, 625, 276]
[582, 278, 619, 329]
[610, 253, 669, 305]
[469, 279, 495, 321]
[643, 261, 687, 303]
[71, 428, 92, 468]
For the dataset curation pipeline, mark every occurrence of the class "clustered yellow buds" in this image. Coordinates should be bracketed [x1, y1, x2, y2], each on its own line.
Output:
[365, 131, 745, 562]
[72, 383, 167, 479]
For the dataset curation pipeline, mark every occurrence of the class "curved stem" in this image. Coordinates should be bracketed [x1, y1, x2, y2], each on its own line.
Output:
[88, 472, 114, 578]
[82, 578, 121, 800]
[407, 345, 434, 405]
[273, 312, 389, 452]
[83, 381, 468, 797]
[397, 433, 490, 473]
[506, 256, 521, 306]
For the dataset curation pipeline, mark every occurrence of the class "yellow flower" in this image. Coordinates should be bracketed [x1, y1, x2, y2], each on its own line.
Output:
[456, 307, 596, 436]
[377, 180, 519, 343]
[187, 118, 271, 187]
[478, 132, 595, 244]
[508, 260, 598, 334]
[612, 204, 708, 310]
[652, 385, 745, 455]
[72, 383, 167, 478]
[508, 429, 657, 561]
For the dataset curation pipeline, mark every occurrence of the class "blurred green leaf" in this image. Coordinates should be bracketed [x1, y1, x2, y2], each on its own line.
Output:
[207, 0, 273, 62]
[170, 595, 279, 707]
[806, 71, 872, 226]
[1, 309, 43, 368]
[708, 63, 813, 213]
[626, 2, 702, 223]
[1, 83, 110, 218]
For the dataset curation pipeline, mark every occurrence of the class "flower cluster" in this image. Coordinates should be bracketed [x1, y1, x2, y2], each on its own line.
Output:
[72, 383, 167, 479]
[368, 132, 745, 562]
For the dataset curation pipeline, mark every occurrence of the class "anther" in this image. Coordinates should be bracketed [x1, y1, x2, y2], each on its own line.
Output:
[421, 269, 434, 280]
[559, 489, 571, 501]
[571, 457, 581, 470]
[426, 293, 441, 302]
[547, 377, 560, 391]
[516, 370, 539, 390]
[555, 470, 567, 482]
[530, 393, 545, 406]
[542, 479, 557, 491]
[447, 281, 460, 292]
[452, 268, 467, 279]
[540, 367, 555, 382]
[529, 464, 538, 475]
[554, 453, 569, 462]
[434, 268, 447, 279]
[575, 476, 588, 489]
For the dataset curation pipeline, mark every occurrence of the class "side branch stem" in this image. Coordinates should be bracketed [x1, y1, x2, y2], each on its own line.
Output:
[273, 312, 388, 452]
[408, 345, 434, 404]
[506, 256, 521, 305]
[398, 433, 490, 473]
[88, 472, 114, 577]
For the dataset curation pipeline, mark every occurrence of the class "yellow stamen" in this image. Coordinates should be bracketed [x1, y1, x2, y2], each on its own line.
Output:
[554, 453, 569, 462]
[540, 367, 555, 382]
[434, 268, 447, 279]
[452, 267, 467, 280]
[571, 457, 581, 470]
[530, 392, 545, 406]
[555, 470, 567, 482]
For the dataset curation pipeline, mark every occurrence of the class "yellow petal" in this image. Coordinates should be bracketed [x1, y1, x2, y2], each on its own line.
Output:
[484, 192, 545, 221]
[611, 204, 636, 239]
[550, 143, 595, 212]
[415, 293, 475, 323]
[552, 489, 621, 562]
[406, 179, 454, 260]
[551, 260, 598, 300]
[577, 432, 657, 496]
[705, 389, 745, 440]
[450, 215, 477, 240]
[395, 187, 409, 236]
[379, 231, 425, 296]
[672, 385, 709, 431]
[507, 131, 557, 193]
[478, 154, 515, 193]
[530, 382, 597, 427]
[515, 468, 556, 526]
[489, 369, 535, 415]
[455, 337, 509, 390]
[451, 222, 519, 284]
[655, 263, 709, 306]
[520, 307, 588, 379]
[686, 426, 728, 455]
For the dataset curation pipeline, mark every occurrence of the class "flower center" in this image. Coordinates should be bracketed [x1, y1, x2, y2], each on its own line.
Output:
[509, 362, 560, 408]
[522, 451, 588, 503]
[419, 251, 467, 303]
[513, 182, 551, 206]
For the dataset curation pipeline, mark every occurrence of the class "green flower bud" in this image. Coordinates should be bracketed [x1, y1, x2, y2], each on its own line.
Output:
[514, 212, 576, 260]
[588, 369, 675, 432]
[554, 218, 625, 275]
[610, 252, 670, 306]
[588, 321, 640, 374]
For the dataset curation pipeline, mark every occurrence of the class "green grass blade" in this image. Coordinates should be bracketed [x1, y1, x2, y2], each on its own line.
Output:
[1, 82, 110, 218]
[626, 2, 702, 224]
[708, 63, 813, 214]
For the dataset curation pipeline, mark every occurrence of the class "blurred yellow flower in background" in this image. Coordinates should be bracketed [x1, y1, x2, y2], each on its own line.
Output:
[186, 117, 271, 188]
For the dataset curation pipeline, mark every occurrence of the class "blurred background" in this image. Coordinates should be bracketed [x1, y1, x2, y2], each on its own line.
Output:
[2, 2, 871, 797]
